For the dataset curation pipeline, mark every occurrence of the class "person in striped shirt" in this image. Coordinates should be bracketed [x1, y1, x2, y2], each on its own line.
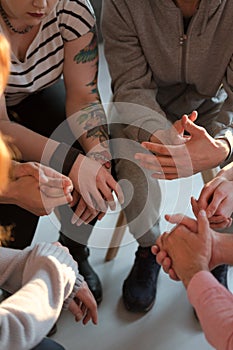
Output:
[0, 0, 124, 309]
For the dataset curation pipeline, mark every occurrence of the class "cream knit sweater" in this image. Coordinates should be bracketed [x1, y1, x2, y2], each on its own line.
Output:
[0, 242, 84, 350]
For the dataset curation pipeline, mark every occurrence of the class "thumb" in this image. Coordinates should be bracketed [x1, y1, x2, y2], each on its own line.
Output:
[182, 114, 202, 136]
[173, 117, 186, 134]
[197, 209, 209, 236]
[188, 110, 198, 122]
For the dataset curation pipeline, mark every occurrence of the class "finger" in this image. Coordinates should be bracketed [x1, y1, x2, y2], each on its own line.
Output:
[191, 197, 200, 218]
[162, 256, 172, 274]
[82, 309, 91, 325]
[42, 192, 73, 208]
[105, 177, 125, 206]
[98, 182, 116, 211]
[151, 172, 179, 180]
[168, 268, 180, 281]
[151, 244, 159, 255]
[173, 118, 185, 135]
[188, 110, 198, 122]
[155, 250, 168, 266]
[208, 214, 228, 224]
[139, 141, 159, 154]
[40, 185, 72, 201]
[181, 114, 204, 136]
[89, 190, 108, 213]
[113, 182, 124, 205]
[165, 214, 198, 232]
[97, 212, 105, 221]
[71, 199, 86, 224]
[77, 209, 97, 226]
[141, 142, 184, 157]
[197, 209, 209, 236]
[205, 193, 226, 219]
[135, 152, 162, 165]
[210, 218, 232, 229]
[68, 300, 83, 322]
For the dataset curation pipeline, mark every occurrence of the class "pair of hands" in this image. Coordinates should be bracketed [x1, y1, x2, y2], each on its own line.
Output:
[191, 161, 233, 228]
[0, 161, 73, 216]
[153, 161, 233, 286]
[135, 111, 230, 179]
[69, 153, 124, 226]
[152, 211, 215, 288]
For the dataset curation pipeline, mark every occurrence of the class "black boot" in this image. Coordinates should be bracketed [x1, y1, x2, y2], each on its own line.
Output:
[59, 233, 103, 304]
[211, 264, 228, 289]
[122, 246, 161, 312]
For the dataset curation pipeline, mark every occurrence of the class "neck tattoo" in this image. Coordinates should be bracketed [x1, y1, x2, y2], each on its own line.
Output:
[0, 4, 32, 34]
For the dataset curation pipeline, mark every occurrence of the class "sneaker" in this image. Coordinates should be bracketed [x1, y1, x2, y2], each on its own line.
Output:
[122, 246, 161, 312]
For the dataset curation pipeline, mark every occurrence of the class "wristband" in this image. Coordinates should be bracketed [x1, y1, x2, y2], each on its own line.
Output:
[49, 142, 82, 176]
[215, 136, 232, 163]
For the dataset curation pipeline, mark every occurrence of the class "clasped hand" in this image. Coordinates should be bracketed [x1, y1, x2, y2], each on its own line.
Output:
[152, 211, 216, 287]
[0, 161, 73, 216]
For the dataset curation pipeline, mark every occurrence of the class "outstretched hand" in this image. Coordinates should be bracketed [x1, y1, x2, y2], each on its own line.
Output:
[69, 154, 124, 225]
[135, 112, 230, 179]
[68, 281, 98, 325]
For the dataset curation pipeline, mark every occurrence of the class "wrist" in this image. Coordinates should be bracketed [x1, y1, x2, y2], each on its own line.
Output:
[181, 266, 209, 288]
[0, 179, 19, 204]
[216, 162, 233, 181]
[87, 150, 112, 169]
[215, 137, 231, 163]
[49, 143, 82, 176]
[150, 129, 167, 144]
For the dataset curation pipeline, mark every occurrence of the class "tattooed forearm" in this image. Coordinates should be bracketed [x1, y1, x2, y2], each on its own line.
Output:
[76, 104, 109, 146]
[88, 150, 112, 169]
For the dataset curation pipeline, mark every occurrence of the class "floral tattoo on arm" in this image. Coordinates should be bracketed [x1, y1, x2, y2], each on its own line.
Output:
[74, 28, 111, 169]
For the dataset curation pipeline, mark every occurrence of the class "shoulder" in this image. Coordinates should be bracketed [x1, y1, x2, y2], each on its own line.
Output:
[56, 0, 95, 20]
[56, 0, 96, 39]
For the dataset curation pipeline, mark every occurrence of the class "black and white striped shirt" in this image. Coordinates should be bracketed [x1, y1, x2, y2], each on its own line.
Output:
[2, 0, 95, 106]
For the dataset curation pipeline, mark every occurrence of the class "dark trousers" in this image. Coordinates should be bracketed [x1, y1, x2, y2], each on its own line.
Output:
[2, 79, 95, 251]
[31, 338, 65, 350]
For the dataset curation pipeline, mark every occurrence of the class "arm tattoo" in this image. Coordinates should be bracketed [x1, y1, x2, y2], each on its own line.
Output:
[74, 29, 108, 145]
[76, 103, 109, 146]
[74, 28, 99, 96]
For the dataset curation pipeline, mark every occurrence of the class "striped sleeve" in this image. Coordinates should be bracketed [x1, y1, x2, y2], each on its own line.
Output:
[58, 0, 96, 40]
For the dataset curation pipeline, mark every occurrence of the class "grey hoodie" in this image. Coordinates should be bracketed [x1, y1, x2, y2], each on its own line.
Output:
[102, 0, 233, 158]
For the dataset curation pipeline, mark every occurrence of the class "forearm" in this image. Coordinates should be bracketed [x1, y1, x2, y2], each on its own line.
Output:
[212, 232, 233, 267]
[187, 271, 233, 350]
[0, 276, 62, 350]
[0, 120, 59, 164]
[67, 102, 110, 155]
[0, 247, 31, 294]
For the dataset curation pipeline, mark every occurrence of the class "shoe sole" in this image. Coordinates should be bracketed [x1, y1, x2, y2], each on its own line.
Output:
[123, 298, 155, 313]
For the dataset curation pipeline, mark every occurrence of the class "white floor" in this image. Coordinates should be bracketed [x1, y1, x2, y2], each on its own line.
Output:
[32, 44, 224, 350]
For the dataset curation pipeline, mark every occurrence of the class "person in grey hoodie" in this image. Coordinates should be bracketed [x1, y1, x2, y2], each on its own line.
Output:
[102, 0, 232, 312]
